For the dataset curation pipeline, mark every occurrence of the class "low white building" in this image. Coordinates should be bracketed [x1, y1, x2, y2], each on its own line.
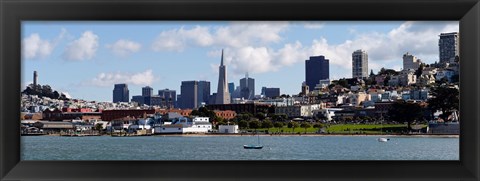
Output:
[218, 125, 239, 133]
[154, 117, 212, 134]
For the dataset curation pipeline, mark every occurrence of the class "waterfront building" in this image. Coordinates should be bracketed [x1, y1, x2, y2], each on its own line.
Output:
[142, 86, 153, 97]
[113, 84, 129, 103]
[158, 89, 177, 108]
[261, 87, 280, 98]
[314, 108, 343, 122]
[154, 117, 212, 134]
[215, 49, 231, 104]
[305, 55, 329, 91]
[403, 52, 422, 71]
[240, 73, 255, 100]
[352, 50, 368, 79]
[439, 32, 460, 63]
[218, 125, 239, 133]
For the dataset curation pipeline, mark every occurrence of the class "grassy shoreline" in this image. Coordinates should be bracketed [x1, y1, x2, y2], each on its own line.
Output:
[27, 133, 459, 138]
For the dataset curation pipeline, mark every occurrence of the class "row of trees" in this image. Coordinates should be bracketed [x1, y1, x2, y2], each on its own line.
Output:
[236, 119, 324, 133]
[388, 86, 459, 130]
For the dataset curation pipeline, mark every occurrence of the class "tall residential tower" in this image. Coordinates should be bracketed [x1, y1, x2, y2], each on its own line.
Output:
[352, 49, 368, 79]
[439, 32, 460, 63]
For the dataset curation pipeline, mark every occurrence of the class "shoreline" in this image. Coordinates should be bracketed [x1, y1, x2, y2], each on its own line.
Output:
[25, 133, 459, 138]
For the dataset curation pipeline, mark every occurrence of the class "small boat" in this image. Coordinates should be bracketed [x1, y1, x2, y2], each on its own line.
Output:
[377, 137, 390, 142]
[244, 133, 263, 149]
[243, 145, 263, 149]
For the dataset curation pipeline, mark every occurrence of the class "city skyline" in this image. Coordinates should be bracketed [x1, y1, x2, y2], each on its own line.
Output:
[22, 21, 458, 102]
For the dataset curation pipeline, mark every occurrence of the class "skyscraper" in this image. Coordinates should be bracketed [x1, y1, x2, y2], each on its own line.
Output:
[215, 49, 230, 104]
[352, 49, 368, 79]
[113, 84, 129, 103]
[228, 82, 235, 95]
[262, 87, 280, 98]
[439, 32, 460, 63]
[158, 89, 177, 108]
[305, 55, 329, 91]
[142, 86, 153, 97]
[180, 81, 198, 109]
[198, 81, 211, 106]
[240, 73, 255, 100]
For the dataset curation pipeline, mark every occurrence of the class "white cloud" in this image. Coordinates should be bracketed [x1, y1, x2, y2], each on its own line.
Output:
[22, 29, 66, 59]
[106, 39, 141, 57]
[302, 22, 325, 29]
[153, 21, 458, 77]
[63, 31, 99, 61]
[152, 26, 213, 52]
[151, 22, 289, 52]
[84, 69, 155, 87]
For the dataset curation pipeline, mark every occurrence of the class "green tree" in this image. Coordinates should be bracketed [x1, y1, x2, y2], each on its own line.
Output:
[427, 86, 459, 122]
[273, 122, 284, 132]
[248, 120, 261, 131]
[238, 120, 249, 129]
[388, 101, 424, 130]
[337, 79, 348, 88]
[255, 112, 266, 120]
[300, 122, 311, 133]
[313, 123, 325, 133]
[287, 122, 300, 133]
[94, 123, 104, 134]
[261, 120, 274, 129]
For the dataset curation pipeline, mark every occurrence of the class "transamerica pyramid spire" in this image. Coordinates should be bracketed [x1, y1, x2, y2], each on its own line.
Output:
[215, 49, 230, 104]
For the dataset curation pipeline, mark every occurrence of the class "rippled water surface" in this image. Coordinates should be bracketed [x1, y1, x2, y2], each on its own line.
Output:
[21, 135, 459, 160]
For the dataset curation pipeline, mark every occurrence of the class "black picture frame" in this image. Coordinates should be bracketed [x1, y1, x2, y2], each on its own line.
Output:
[1, 0, 479, 180]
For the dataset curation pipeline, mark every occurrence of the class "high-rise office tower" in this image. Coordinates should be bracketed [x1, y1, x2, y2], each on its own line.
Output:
[240, 72, 255, 100]
[352, 49, 368, 79]
[142, 86, 153, 97]
[198, 81, 211, 106]
[262, 87, 280, 98]
[180, 81, 198, 109]
[113, 84, 129, 103]
[158, 89, 177, 108]
[439, 32, 460, 63]
[215, 49, 230, 104]
[305, 55, 329, 91]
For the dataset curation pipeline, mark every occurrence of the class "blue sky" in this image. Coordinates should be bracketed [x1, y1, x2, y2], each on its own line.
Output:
[22, 21, 458, 102]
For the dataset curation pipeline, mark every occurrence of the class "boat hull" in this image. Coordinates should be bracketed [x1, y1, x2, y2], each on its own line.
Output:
[243, 145, 263, 149]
